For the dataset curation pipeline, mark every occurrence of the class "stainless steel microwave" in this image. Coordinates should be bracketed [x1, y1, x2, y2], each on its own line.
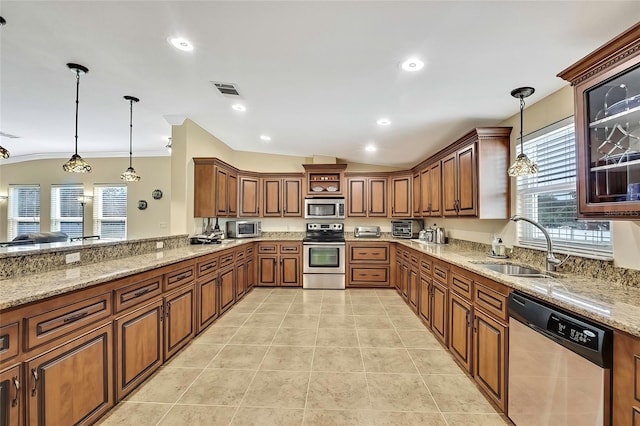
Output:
[226, 220, 261, 238]
[304, 198, 345, 219]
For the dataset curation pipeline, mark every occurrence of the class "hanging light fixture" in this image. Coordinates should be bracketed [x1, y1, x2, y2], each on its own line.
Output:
[63, 63, 92, 173]
[121, 95, 141, 182]
[508, 86, 538, 177]
[0, 145, 8, 159]
[165, 137, 172, 154]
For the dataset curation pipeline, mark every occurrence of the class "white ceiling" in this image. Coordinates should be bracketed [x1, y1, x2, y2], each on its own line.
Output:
[1, 1, 639, 168]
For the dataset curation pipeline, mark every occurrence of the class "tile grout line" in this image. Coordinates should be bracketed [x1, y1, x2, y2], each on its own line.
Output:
[301, 290, 324, 425]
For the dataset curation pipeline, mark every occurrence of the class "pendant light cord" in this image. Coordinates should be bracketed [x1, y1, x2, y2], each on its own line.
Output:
[519, 96, 525, 155]
[128, 98, 133, 168]
[74, 69, 80, 156]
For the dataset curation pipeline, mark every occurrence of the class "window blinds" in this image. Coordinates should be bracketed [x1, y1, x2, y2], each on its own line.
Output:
[516, 118, 613, 258]
[93, 185, 127, 239]
[8, 185, 41, 240]
[51, 185, 83, 238]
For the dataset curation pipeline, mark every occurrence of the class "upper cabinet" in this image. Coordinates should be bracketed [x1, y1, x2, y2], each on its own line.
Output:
[346, 174, 388, 217]
[193, 158, 238, 218]
[441, 128, 511, 218]
[262, 175, 304, 217]
[558, 22, 640, 219]
[390, 173, 412, 217]
[420, 161, 442, 217]
[303, 164, 347, 197]
[238, 174, 260, 217]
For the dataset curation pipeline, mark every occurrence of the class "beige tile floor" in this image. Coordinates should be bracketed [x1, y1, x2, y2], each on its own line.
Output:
[98, 288, 512, 426]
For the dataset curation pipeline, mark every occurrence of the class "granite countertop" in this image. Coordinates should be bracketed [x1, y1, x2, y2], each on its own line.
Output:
[1, 235, 639, 338]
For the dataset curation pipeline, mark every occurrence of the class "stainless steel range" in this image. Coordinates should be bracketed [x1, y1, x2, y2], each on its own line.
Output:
[303, 223, 345, 290]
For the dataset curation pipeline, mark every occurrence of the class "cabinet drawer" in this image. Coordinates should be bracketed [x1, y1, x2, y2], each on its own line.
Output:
[164, 264, 195, 292]
[280, 243, 300, 254]
[450, 271, 473, 300]
[410, 254, 419, 265]
[114, 275, 163, 313]
[433, 262, 449, 284]
[349, 246, 389, 263]
[235, 247, 246, 261]
[474, 281, 509, 321]
[197, 254, 219, 278]
[259, 243, 278, 253]
[25, 292, 112, 351]
[401, 250, 410, 261]
[349, 267, 389, 283]
[246, 245, 255, 257]
[0, 322, 19, 363]
[219, 251, 235, 268]
[420, 257, 432, 276]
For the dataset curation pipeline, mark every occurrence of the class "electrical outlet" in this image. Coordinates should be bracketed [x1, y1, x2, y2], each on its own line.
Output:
[156, 241, 164, 249]
[66, 252, 81, 264]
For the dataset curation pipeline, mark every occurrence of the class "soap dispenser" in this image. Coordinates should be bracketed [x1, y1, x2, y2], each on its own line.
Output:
[496, 238, 505, 256]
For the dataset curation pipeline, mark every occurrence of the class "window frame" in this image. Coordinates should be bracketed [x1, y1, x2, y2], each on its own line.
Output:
[93, 184, 128, 239]
[50, 184, 84, 239]
[7, 184, 41, 240]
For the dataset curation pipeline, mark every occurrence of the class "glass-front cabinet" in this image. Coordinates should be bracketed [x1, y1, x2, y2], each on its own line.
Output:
[559, 22, 640, 219]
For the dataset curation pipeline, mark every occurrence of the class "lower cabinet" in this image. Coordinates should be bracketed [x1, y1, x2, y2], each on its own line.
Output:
[219, 266, 236, 314]
[114, 299, 163, 401]
[449, 292, 473, 372]
[408, 263, 419, 313]
[473, 308, 507, 412]
[347, 242, 391, 288]
[0, 364, 22, 426]
[418, 275, 431, 325]
[26, 323, 113, 426]
[257, 242, 302, 287]
[164, 284, 196, 360]
[430, 279, 448, 346]
[613, 330, 640, 426]
[196, 275, 219, 333]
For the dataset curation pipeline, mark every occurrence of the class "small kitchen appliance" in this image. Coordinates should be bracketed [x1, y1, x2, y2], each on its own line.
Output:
[354, 226, 381, 238]
[226, 220, 261, 238]
[391, 219, 423, 239]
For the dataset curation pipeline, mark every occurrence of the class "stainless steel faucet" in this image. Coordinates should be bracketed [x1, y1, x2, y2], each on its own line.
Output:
[510, 215, 562, 272]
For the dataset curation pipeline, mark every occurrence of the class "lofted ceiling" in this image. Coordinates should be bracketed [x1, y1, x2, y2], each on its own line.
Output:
[1, 1, 639, 168]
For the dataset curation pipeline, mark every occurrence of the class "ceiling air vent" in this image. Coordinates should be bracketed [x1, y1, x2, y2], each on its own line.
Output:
[0, 131, 20, 139]
[211, 82, 241, 97]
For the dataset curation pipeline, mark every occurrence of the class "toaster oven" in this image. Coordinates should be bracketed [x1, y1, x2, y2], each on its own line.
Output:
[391, 219, 423, 239]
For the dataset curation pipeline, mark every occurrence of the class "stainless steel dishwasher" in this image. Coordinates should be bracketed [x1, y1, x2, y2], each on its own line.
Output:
[507, 292, 613, 426]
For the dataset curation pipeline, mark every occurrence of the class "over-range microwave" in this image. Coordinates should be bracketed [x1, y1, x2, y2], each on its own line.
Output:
[226, 220, 261, 238]
[304, 198, 345, 220]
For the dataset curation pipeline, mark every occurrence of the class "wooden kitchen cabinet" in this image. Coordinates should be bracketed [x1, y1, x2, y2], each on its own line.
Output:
[347, 242, 391, 288]
[420, 162, 442, 217]
[390, 173, 412, 217]
[418, 255, 432, 326]
[239, 174, 260, 217]
[163, 283, 196, 360]
[218, 266, 236, 314]
[346, 174, 388, 217]
[193, 158, 238, 218]
[114, 299, 163, 401]
[449, 292, 473, 373]
[441, 128, 511, 218]
[473, 308, 507, 412]
[257, 242, 301, 287]
[0, 364, 22, 426]
[412, 172, 421, 217]
[612, 330, 640, 425]
[558, 23, 640, 219]
[262, 175, 304, 217]
[408, 262, 419, 313]
[303, 164, 347, 196]
[431, 279, 449, 346]
[26, 323, 113, 426]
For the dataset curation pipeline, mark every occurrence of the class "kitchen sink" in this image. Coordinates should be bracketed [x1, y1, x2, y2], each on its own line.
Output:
[472, 262, 550, 278]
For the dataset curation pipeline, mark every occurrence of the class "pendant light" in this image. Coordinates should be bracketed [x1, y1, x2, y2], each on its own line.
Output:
[120, 95, 141, 182]
[63, 63, 92, 173]
[0, 145, 8, 159]
[508, 86, 538, 177]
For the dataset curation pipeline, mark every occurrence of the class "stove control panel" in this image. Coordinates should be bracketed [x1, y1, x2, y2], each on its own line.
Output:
[306, 223, 343, 231]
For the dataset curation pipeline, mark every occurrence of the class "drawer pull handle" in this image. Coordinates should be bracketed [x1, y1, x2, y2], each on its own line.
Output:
[63, 311, 89, 323]
[134, 288, 152, 298]
[12, 376, 19, 407]
[31, 369, 38, 396]
[201, 263, 215, 271]
[174, 272, 190, 281]
[0, 334, 8, 351]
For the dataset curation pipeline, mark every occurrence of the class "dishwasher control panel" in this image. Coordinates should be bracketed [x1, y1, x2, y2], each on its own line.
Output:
[547, 314, 599, 351]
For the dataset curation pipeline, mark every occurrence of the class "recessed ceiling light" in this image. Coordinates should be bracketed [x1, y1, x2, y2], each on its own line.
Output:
[376, 118, 391, 126]
[168, 37, 194, 52]
[365, 144, 377, 152]
[400, 57, 424, 72]
[260, 135, 271, 141]
[231, 104, 246, 112]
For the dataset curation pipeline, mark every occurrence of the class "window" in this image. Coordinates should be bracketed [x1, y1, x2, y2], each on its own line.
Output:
[7, 185, 41, 240]
[93, 185, 127, 239]
[51, 185, 84, 239]
[516, 117, 612, 258]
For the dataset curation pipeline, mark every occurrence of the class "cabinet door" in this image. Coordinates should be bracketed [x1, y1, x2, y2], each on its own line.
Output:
[412, 173, 421, 217]
[26, 323, 113, 426]
[400, 262, 409, 301]
[239, 176, 260, 217]
[193, 160, 215, 217]
[236, 261, 246, 300]
[347, 177, 367, 217]
[368, 177, 388, 217]
[390, 175, 411, 217]
[215, 166, 229, 217]
[449, 293, 473, 373]
[280, 255, 301, 287]
[246, 257, 256, 291]
[473, 309, 507, 411]
[114, 300, 163, 401]
[282, 178, 303, 217]
[196, 276, 219, 333]
[456, 144, 477, 216]
[428, 162, 441, 216]
[218, 267, 236, 313]
[262, 179, 282, 217]
[431, 280, 448, 346]
[420, 167, 431, 216]
[442, 152, 458, 216]
[257, 255, 278, 286]
[394, 259, 402, 293]
[164, 284, 195, 360]
[418, 276, 431, 325]
[613, 330, 640, 426]
[0, 364, 22, 426]
[228, 173, 238, 217]
[408, 266, 419, 313]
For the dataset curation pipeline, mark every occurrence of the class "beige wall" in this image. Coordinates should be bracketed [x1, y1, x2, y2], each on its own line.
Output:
[0, 157, 171, 241]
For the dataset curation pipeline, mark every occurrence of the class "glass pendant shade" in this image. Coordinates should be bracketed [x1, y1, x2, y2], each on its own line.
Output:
[121, 95, 141, 182]
[64, 63, 92, 173]
[508, 86, 537, 177]
[0, 145, 9, 159]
